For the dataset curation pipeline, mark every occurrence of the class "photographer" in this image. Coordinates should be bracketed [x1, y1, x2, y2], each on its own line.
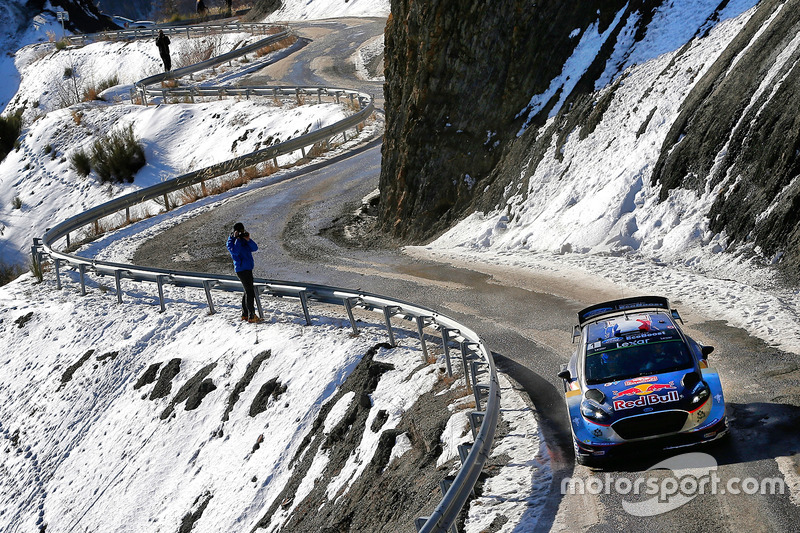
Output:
[226, 222, 260, 322]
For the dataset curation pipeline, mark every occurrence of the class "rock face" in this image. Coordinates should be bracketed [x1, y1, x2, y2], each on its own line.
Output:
[380, 0, 800, 278]
[652, 0, 800, 278]
[379, 0, 628, 241]
[247, 0, 282, 21]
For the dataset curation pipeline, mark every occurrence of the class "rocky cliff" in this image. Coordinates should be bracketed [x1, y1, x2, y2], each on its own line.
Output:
[379, 0, 630, 240]
[379, 0, 800, 280]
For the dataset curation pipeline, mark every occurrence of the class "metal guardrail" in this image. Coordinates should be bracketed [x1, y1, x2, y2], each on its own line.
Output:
[65, 21, 280, 45]
[34, 20, 501, 533]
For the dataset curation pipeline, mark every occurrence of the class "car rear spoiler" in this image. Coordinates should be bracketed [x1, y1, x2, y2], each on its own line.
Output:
[576, 296, 676, 326]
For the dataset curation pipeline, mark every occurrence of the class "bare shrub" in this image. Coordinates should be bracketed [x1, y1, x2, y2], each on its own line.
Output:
[70, 149, 91, 177]
[176, 36, 223, 69]
[0, 261, 22, 286]
[0, 110, 23, 162]
[90, 125, 146, 183]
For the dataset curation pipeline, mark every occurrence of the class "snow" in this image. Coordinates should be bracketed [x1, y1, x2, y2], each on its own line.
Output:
[0, 4, 547, 531]
[0, 271, 418, 532]
[323, 390, 355, 434]
[351, 34, 385, 82]
[264, 0, 389, 22]
[464, 375, 552, 532]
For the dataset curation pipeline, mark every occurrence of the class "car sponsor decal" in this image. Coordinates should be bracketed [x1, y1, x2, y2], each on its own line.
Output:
[623, 376, 658, 386]
[612, 381, 676, 398]
[613, 390, 680, 410]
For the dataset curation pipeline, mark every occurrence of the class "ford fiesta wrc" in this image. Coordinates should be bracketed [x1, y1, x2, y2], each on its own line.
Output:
[558, 296, 729, 466]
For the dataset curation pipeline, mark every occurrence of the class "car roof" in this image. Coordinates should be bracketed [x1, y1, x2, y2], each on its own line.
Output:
[584, 312, 682, 355]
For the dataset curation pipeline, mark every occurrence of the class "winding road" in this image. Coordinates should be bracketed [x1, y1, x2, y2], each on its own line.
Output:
[130, 17, 800, 533]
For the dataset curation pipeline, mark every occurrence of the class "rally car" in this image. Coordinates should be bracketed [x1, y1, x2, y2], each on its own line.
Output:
[558, 296, 728, 465]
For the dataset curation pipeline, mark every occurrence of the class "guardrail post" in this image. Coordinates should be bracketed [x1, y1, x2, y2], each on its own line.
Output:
[125, 206, 131, 223]
[65, 232, 70, 249]
[300, 146, 306, 158]
[468, 411, 485, 440]
[114, 270, 124, 304]
[53, 258, 62, 290]
[460, 341, 474, 393]
[438, 478, 460, 533]
[156, 275, 169, 312]
[30, 240, 41, 273]
[78, 264, 88, 296]
[299, 290, 312, 325]
[163, 193, 170, 211]
[457, 444, 472, 466]
[414, 517, 430, 532]
[343, 297, 360, 335]
[382, 305, 400, 347]
[416, 316, 431, 363]
[202, 280, 216, 314]
[441, 328, 458, 377]
[471, 362, 489, 411]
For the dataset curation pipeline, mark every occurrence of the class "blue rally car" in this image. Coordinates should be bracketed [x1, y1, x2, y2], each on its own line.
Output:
[558, 296, 728, 465]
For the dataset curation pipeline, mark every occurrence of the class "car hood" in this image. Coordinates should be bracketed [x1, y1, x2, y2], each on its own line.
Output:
[592, 370, 693, 420]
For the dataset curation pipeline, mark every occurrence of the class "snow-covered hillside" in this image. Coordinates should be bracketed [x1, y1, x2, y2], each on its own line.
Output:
[264, 0, 389, 22]
[0, 272, 427, 531]
[421, 1, 800, 355]
[0, 31, 355, 267]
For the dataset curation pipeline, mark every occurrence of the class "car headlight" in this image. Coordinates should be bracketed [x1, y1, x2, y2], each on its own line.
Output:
[581, 398, 612, 423]
[689, 381, 710, 406]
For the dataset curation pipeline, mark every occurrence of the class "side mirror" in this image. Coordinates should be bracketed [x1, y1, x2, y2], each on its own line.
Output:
[572, 325, 581, 343]
[671, 308, 684, 324]
[701, 345, 714, 358]
[558, 365, 571, 381]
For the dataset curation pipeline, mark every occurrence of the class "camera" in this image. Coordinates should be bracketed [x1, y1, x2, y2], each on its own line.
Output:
[242, 231, 249, 238]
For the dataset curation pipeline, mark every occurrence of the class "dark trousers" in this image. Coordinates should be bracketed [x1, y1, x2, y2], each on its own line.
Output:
[237, 269, 256, 318]
[160, 52, 171, 72]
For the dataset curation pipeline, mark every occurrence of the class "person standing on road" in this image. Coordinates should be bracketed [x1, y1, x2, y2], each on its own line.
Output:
[196, 0, 208, 19]
[155, 30, 171, 72]
[227, 222, 261, 322]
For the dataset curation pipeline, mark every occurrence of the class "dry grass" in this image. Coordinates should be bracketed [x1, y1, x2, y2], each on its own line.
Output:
[178, 184, 204, 206]
[71, 110, 83, 125]
[82, 86, 99, 101]
[255, 35, 298, 58]
[161, 79, 179, 88]
[307, 141, 327, 159]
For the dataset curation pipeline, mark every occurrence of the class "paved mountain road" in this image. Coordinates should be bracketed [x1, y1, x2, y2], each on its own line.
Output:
[131, 18, 800, 532]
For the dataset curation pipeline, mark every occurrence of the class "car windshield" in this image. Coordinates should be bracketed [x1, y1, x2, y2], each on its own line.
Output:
[585, 339, 693, 385]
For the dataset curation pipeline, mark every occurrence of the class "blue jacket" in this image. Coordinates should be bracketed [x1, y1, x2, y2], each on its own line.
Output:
[227, 234, 258, 272]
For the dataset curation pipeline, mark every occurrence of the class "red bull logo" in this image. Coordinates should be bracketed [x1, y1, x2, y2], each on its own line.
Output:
[613, 381, 675, 398]
[613, 390, 680, 410]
